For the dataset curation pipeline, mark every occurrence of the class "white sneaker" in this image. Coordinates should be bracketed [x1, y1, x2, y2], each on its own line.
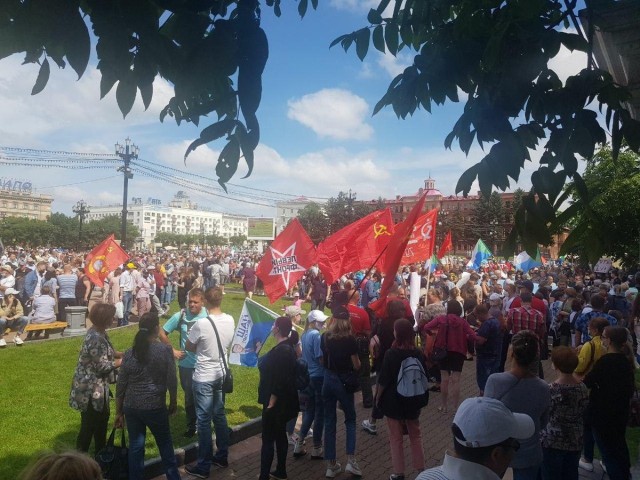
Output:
[600, 461, 607, 474]
[287, 433, 299, 446]
[361, 419, 377, 435]
[578, 458, 594, 472]
[345, 459, 362, 476]
[14, 336, 24, 346]
[293, 440, 307, 458]
[325, 462, 341, 478]
[307, 428, 313, 438]
[311, 446, 324, 459]
[0, 338, 6, 347]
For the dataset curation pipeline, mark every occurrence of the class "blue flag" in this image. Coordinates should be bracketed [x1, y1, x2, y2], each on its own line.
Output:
[515, 250, 542, 273]
[469, 239, 492, 269]
[228, 298, 279, 367]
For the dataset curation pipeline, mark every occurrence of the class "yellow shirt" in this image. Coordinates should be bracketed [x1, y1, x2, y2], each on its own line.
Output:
[575, 335, 605, 375]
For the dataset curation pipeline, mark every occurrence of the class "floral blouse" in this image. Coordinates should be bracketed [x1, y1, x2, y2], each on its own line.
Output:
[540, 382, 589, 451]
[69, 328, 117, 413]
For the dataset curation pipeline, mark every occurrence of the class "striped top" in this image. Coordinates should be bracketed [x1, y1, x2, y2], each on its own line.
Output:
[57, 274, 78, 299]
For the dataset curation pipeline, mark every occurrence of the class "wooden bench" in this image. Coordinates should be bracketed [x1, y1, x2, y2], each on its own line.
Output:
[25, 321, 68, 332]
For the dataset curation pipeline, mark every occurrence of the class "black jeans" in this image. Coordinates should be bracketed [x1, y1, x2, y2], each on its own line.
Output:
[58, 297, 77, 321]
[260, 406, 289, 480]
[77, 401, 110, 454]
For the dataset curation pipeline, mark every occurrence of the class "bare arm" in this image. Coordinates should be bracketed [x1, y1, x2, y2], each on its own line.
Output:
[158, 327, 185, 360]
[185, 339, 197, 353]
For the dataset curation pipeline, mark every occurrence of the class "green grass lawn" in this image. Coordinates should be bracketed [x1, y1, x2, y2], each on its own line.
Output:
[0, 291, 292, 479]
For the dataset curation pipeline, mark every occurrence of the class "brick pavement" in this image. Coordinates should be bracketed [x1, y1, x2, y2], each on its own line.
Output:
[153, 358, 612, 480]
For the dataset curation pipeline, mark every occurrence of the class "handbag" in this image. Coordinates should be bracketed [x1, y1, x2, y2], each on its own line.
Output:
[430, 317, 449, 362]
[96, 427, 128, 480]
[207, 316, 233, 394]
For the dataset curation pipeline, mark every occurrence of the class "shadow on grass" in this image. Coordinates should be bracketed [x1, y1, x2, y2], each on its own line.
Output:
[4, 428, 79, 479]
[238, 405, 262, 420]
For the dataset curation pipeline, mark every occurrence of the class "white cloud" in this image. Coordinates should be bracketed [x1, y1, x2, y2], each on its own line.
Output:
[377, 51, 413, 78]
[155, 141, 220, 170]
[548, 43, 588, 84]
[287, 88, 373, 140]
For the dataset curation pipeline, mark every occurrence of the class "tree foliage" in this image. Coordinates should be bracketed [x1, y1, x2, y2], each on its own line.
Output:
[336, 0, 640, 258]
[0, 213, 138, 249]
[297, 202, 329, 244]
[561, 145, 640, 266]
[0, 0, 316, 191]
[154, 231, 226, 247]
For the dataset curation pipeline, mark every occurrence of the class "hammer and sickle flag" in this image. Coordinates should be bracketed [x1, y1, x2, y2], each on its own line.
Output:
[85, 234, 129, 287]
[256, 219, 317, 303]
[317, 208, 395, 286]
[401, 208, 438, 264]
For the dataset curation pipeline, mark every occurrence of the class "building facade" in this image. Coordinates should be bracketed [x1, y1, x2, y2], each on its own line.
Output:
[87, 191, 247, 246]
[0, 178, 53, 221]
[275, 196, 317, 234]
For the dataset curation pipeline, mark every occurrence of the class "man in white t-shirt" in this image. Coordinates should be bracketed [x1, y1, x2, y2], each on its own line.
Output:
[119, 262, 136, 326]
[185, 287, 235, 478]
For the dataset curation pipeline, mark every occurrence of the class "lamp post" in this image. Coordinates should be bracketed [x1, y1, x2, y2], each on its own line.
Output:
[72, 200, 90, 250]
[115, 138, 139, 249]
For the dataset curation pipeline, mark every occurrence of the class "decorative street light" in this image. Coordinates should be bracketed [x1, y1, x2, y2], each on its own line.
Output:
[72, 200, 90, 250]
[115, 137, 139, 248]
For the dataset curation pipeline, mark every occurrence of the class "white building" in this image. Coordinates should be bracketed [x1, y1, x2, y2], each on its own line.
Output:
[87, 191, 248, 246]
[275, 196, 318, 234]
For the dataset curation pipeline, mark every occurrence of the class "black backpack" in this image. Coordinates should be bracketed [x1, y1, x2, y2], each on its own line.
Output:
[295, 357, 310, 391]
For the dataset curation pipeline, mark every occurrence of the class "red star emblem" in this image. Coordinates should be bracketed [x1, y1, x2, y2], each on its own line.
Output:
[268, 242, 306, 291]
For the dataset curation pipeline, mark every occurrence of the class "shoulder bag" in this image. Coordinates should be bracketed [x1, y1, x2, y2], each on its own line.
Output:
[96, 427, 128, 480]
[207, 316, 233, 394]
[430, 317, 449, 362]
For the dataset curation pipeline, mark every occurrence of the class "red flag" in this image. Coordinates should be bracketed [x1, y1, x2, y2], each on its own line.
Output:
[370, 194, 427, 315]
[317, 208, 395, 285]
[401, 208, 438, 264]
[85, 234, 129, 287]
[256, 218, 317, 303]
[437, 231, 453, 259]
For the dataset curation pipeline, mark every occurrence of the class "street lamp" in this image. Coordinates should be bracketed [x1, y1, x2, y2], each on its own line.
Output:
[115, 137, 139, 248]
[72, 200, 90, 250]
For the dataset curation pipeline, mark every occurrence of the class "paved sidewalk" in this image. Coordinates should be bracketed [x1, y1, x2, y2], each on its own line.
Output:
[153, 358, 614, 480]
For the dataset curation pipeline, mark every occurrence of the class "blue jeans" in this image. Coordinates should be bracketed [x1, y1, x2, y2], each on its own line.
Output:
[121, 291, 133, 326]
[0, 316, 29, 335]
[476, 355, 498, 392]
[162, 284, 173, 305]
[179, 366, 196, 431]
[542, 447, 580, 480]
[323, 370, 356, 461]
[124, 406, 180, 480]
[300, 376, 324, 447]
[193, 378, 229, 472]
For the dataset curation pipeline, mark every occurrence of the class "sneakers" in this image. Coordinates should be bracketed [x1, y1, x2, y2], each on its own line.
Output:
[578, 458, 594, 472]
[184, 464, 209, 478]
[270, 471, 287, 480]
[212, 457, 228, 468]
[0, 339, 6, 348]
[325, 462, 341, 478]
[601, 461, 607, 474]
[14, 336, 24, 346]
[287, 433, 299, 446]
[293, 440, 307, 458]
[311, 446, 324, 459]
[361, 419, 377, 435]
[345, 459, 362, 476]
[389, 475, 405, 480]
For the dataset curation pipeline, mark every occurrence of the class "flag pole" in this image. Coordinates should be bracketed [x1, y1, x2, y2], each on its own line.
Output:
[349, 244, 389, 304]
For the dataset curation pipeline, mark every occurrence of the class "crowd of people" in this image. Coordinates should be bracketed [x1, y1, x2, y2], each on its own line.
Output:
[4, 241, 640, 480]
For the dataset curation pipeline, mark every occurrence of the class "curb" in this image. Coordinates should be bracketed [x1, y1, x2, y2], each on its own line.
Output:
[143, 417, 262, 478]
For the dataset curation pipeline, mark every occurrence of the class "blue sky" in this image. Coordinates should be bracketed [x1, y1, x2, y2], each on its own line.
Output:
[0, 1, 587, 218]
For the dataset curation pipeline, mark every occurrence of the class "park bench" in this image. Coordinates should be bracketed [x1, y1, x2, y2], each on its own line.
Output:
[24, 321, 67, 332]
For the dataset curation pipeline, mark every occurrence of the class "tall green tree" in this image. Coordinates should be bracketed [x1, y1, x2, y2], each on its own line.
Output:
[336, 0, 640, 257]
[324, 191, 375, 234]
[296, 202, 330, 244]
[83, 215, 140, 247]
[561, 145, 640, 266]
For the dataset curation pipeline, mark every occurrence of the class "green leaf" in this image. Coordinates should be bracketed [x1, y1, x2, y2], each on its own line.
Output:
[572, 172, 589, 202]
[330, 34, 349, 49]
[611, 110, 621, 161]
[455, 164, 479, 196]
[367, 8, 383, 25]
[184, 118, 236, 161]
[298, 0, 308, 18]
[372, 25, 385, 53]
[384, 22, 399, 56]
[557, 31, 589, 52]
[116, 75, 137, 118]
[216, 136, 241, 188]
[63, 9, 90, 79]
[355, 28, 370, 61]
[139, 82, 153, 111]
[31, 58, 50, 95]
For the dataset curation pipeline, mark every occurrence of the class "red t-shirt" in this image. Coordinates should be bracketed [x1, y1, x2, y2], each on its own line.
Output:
[348, 304, 371, 335]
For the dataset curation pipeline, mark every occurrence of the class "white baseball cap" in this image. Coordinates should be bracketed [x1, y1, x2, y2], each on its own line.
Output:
[307, 310, 329, 323]
[453, 397, 534, 448]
